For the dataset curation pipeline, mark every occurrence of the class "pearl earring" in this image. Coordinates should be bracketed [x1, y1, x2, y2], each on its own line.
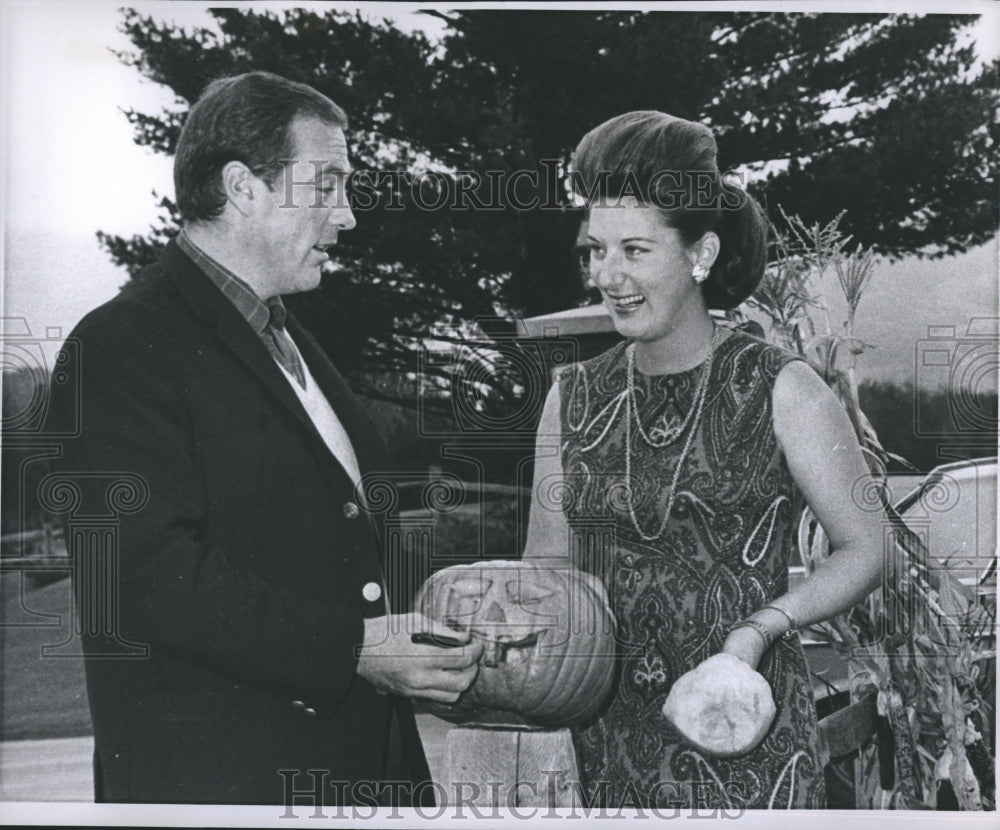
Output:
[692, 264, 709, 284]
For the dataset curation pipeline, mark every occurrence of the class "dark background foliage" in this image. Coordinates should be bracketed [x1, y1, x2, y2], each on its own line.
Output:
[94, 8, 999, 397]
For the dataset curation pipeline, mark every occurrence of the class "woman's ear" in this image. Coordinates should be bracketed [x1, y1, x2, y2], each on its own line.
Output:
[690, 231, 721, 272]
[220, 161, 257, 217]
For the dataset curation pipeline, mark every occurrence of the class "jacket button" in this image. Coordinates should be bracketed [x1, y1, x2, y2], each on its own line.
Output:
[291, 700, 305, 710]
[303, 707, 317, 717]
[362, 582, 382, 602]
[342, 502, 360, 519]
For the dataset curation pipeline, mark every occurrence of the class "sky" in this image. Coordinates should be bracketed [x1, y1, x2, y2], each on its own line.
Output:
[0, 1, 446, 352]
[1, 0, 998, 392]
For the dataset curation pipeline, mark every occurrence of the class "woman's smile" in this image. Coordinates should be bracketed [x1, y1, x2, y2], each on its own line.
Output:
[607, 292, 646, 312]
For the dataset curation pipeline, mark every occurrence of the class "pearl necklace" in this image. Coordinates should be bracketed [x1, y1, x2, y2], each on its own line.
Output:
[624, 327, 720, 541]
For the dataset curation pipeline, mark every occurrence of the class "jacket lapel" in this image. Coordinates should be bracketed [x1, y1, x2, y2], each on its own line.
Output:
[288, 313, 394, 583]
[287, 315, 389, 483]
[161, 241, 368, 489]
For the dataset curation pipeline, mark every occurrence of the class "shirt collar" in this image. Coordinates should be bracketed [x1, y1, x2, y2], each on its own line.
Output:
[176, 229, 286, 335]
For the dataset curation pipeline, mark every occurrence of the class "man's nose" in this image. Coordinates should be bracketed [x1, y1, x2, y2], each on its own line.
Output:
[333, 205, 356, 232]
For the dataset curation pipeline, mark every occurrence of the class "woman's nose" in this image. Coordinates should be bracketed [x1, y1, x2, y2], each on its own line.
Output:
[593, 251, 625, 289]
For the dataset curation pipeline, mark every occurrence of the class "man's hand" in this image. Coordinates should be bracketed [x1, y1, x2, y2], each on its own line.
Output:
[356, 614, 484, 703]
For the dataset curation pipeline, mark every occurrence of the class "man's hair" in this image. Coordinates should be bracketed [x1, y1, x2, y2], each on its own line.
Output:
[174, 71, 348, 223]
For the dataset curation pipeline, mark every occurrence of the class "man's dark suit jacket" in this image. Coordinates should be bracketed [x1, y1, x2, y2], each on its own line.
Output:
[46, 240, 430, 805]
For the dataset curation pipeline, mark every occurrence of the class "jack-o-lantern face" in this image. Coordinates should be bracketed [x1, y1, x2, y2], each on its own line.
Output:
[441, 573, 556, 624]
[415, 559, 617, 727]
[436, 572, 560, 667]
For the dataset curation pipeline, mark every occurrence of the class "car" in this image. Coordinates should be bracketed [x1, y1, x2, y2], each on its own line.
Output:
[893, 457, 997, 605]
[799, 457, 996, 807]
[794, 457, 997, 690]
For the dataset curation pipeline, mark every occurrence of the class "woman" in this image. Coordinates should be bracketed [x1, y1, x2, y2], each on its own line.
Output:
[522, 111, 883, 809]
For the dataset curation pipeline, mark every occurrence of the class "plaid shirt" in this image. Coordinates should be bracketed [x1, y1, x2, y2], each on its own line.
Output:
[177, 230, 305, 386]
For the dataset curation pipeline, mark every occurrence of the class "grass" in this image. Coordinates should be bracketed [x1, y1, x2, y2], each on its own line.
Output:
[0, 571, 90, 741]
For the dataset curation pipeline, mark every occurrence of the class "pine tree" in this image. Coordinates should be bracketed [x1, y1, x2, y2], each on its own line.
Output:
[98, 8, 999, 397]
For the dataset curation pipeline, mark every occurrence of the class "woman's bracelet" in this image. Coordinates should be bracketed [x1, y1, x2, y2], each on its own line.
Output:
[761, 604, 798, 640]
[728, 618, 773, 650]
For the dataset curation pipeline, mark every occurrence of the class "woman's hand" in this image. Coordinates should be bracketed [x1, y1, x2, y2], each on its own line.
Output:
[720, 625, 767, 671]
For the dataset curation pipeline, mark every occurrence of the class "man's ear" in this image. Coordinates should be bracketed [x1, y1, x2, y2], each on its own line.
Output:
[220, 161, 258, 217]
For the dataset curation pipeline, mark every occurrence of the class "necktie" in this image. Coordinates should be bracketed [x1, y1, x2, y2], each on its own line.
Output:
[265, 302, 306, 389]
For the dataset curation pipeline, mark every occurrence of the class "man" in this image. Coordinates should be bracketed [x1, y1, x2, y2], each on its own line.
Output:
[46, 72, 481, 805]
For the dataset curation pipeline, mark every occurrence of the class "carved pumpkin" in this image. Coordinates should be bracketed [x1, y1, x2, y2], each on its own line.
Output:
[662, 653, 776, 757]
[414, 559, 616, 728]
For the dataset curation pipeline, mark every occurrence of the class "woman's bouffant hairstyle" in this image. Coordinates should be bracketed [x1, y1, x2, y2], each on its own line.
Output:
[571, 111, 768, 310]
[174, 71, 348, 223]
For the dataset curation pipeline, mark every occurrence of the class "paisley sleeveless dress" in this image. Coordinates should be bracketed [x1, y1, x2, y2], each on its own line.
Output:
[557, 330, 826, 809]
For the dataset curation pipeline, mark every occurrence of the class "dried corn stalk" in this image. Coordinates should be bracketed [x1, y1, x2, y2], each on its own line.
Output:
[749, 209, 995, 810]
